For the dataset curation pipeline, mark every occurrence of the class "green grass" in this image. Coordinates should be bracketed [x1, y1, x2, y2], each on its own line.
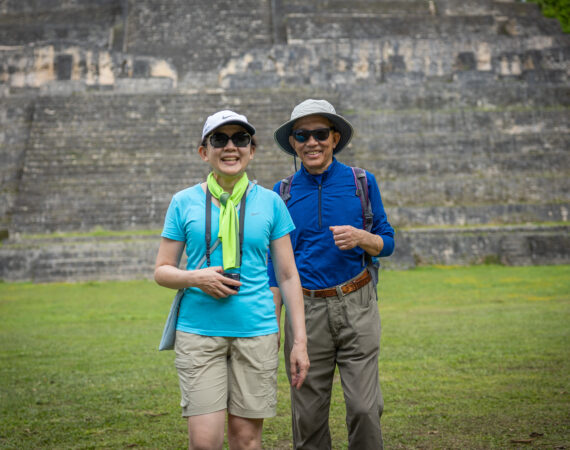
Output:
[0, 265, 568, 449]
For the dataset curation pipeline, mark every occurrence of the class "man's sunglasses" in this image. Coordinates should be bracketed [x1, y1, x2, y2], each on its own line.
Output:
[208, 132, 252, 148]
[291, 127, 334, 143]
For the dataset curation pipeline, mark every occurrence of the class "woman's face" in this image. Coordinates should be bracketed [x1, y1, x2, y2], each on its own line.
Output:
[199, 124, 255, 180]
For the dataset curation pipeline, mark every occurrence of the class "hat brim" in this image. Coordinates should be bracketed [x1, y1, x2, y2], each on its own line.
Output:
[217, 120, 256, 137]
[274, 112, 353, 156]
[204, 120, 256, 140]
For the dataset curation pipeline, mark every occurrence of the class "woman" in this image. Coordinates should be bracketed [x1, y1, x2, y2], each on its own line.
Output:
[155, 109, 309, 450]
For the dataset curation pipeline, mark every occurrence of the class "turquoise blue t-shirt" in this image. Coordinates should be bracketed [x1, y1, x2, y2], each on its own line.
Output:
[161, 183, 295, 337]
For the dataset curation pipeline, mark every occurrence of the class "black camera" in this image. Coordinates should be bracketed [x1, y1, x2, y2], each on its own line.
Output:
[222, 272, 240, 292]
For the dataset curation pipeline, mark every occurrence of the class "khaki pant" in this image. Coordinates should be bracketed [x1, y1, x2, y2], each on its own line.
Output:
[284, 276, 383, 450]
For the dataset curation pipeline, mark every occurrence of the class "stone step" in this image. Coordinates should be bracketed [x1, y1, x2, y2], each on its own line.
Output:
[8, 159, 570, 214]
[24, 126, 570, 165]
[0, 96, 35, 230]
[7, 91, 309, 234]
[0, 234, 161, 283]
[385, 223, 570, 269]
[389, 202, 570, 228]
[8, 89, 568, 233]
[10, 172, 569, 233]
[354, 129, 569, 157]
[347, 85, 569, 111]
[280, 0, 544, 18]
[455, 1, 543, 18]
[380, 173, 569, 207]
[364, 150, 569, 181]
[280, 0, 432, 16]
[20, 132, 568, 182]
[348, 108, 569, 136]
[1, 224, 568, 282]
[285, 13, 562, 43]
[28, 96, 570, 139]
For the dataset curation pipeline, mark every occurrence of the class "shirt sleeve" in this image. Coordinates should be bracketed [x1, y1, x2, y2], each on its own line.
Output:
[270, 189, 295, 241]
[161, 195, 186, 242]
[367, 172, 395, 257]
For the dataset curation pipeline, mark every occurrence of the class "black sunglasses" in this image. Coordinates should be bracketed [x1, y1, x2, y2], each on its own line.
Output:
[209, 132, 252, 148]
[291, 127, 334, 143]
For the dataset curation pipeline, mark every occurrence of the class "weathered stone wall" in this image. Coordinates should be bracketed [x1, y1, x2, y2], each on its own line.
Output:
[0, 44, 177, 90]
[124, 0, 273, 73]
[0, 0, 122, 48]
[0, 0, 568, 281]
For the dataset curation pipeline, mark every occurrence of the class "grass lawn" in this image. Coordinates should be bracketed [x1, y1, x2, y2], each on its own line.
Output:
[0, 265, 568, 449]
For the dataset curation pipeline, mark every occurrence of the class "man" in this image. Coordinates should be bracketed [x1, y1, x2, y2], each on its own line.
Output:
[268, 99, 395, 449]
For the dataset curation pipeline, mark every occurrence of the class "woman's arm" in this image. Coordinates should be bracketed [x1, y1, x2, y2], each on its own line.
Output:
[270, 287, 283, 349]
[270, 234, 309, 389]
[154, 237, 240, 298]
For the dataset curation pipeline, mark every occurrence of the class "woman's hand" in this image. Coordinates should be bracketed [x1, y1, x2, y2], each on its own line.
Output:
[194, 266, 242, 299]
[290, 341, 310, 389]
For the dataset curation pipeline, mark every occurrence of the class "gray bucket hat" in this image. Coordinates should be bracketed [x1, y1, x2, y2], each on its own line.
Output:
[274, 99, 354, 156]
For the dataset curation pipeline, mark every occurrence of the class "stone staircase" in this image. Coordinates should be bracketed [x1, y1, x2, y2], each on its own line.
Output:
[7, 90, 309, 235]
[0, 0, 568, 282]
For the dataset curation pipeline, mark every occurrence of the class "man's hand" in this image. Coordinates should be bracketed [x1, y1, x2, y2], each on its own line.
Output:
[329, 225, 361, 250]
[330, 225, 384, 256]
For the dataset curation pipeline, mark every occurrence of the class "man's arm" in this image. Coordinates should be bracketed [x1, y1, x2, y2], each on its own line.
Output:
[329, 225, 384, 255]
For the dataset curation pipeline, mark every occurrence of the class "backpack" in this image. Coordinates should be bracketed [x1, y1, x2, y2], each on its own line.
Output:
[278, 167, 380, 287]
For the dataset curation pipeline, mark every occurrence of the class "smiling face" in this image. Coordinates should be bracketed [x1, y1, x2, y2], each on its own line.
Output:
[198, 124, 255, 189]
[289, 115, 340, 175]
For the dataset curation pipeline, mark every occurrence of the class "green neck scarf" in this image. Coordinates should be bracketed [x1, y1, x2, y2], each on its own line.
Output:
[207, 172, 249, 270]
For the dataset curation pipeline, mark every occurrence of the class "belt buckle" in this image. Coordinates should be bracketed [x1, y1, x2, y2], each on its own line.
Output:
[343, 281, 355, 295]
[342, 270, 368, 294]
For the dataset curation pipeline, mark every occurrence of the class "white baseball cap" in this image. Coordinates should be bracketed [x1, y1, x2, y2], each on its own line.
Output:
[201, 110, 256, 139]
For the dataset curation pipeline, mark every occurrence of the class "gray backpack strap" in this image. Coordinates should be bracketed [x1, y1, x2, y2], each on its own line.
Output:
[352, 167, 373, 232]
[279, 174, 294, 204]
[352, 168, 380, 286]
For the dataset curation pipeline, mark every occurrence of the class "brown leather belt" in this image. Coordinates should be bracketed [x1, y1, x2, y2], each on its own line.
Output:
[302, 269, 372, 298]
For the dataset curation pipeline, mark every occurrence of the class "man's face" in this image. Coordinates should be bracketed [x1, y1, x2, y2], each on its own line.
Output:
[289, 115, 340, 175]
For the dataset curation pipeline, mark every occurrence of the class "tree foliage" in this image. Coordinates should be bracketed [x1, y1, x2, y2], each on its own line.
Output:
[525, 0, 570, 32]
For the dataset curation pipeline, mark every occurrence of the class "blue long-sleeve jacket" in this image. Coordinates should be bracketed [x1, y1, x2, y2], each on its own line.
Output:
[268, 158, 395, 290]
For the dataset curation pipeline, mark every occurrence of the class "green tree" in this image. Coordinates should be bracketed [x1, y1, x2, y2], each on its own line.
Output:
[524, 0, 570, 32]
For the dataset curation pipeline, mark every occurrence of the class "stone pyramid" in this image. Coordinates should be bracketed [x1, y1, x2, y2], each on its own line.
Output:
[0, 0, 568, 281]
